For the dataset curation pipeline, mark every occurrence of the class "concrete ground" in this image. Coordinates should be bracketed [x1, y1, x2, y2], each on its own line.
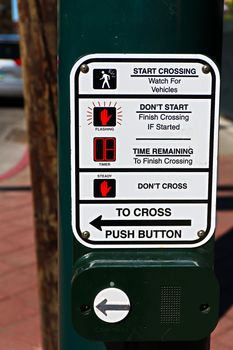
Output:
[0, 103, 232, 349]
[0, 191, 41, 350]
[212, 155, 233, 350]
[0, 102, 41, 349]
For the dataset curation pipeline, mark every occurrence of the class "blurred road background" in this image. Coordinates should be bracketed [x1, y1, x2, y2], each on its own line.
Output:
[221, 15, 233, 119]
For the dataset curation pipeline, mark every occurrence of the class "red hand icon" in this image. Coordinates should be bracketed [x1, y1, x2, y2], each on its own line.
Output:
[100, 109, 112, 126]
[100, 180, 112, 197]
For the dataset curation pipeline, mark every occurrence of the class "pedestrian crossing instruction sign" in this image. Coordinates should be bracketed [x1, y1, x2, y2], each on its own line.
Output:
[70, 54, 220, 249]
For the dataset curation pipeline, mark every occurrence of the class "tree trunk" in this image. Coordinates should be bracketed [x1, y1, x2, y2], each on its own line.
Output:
[18, 1, 58, 349]
[0, 0, 14, 33]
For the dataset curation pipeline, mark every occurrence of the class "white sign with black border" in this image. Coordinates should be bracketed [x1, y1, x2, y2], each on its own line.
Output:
[70, 54, 220, 249]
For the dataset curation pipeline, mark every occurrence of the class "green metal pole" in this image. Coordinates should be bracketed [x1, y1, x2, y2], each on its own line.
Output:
[59, 1, 223, 349]
[106, 338, 210, 350]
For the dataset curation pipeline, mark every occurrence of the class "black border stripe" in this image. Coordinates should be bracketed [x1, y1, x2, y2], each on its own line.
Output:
[79, 168, 209, 172]
[79, 94, 211, 99]
[79, 200, 208, 204]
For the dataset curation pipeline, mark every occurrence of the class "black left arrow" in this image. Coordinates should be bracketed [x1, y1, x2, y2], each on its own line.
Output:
[96, 299, 130, 316]
[90, 215, 191, 231]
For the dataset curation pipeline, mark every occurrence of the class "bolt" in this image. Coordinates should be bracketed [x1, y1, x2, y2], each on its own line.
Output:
[202, 65, 210, 74]
[81, 231, 90, 240]
[200, 304, 211, 314]
[80, 304, 91, 316]
[197, 230, 206, 238]
[80, 64, 89, 74]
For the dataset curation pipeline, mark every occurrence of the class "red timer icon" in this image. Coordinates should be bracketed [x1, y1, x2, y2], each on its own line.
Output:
[93, 137, 116, 162]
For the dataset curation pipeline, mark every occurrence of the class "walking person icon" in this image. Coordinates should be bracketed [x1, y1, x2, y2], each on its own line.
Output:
[93, 69, 117, 89]
[100, 71, 110, 89]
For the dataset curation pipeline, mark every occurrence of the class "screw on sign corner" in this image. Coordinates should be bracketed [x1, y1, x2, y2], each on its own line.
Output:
[81, 231, 90, 240]
[202, 65, 211, 74]
[80, 64, 89, 74]
[197, 230, 206, 238]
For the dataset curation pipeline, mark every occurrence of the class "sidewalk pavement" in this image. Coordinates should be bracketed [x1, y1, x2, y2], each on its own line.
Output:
[0, 104, 41, 349]
[0, 191, 42, 349]
[0, 114, 232, 349]
[212, 155, 233, 350]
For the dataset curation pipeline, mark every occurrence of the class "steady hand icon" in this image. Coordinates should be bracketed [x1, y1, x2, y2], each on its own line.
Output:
[100, 181, 112, 197]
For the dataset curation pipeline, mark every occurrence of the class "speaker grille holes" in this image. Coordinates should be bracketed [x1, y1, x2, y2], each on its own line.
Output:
[160, 286, 181, 324]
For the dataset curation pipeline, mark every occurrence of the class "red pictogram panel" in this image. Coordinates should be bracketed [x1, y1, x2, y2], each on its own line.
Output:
[94, 137, 116, 162]
[93, 107, 116, 126]
[94, 179, 116, 197]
